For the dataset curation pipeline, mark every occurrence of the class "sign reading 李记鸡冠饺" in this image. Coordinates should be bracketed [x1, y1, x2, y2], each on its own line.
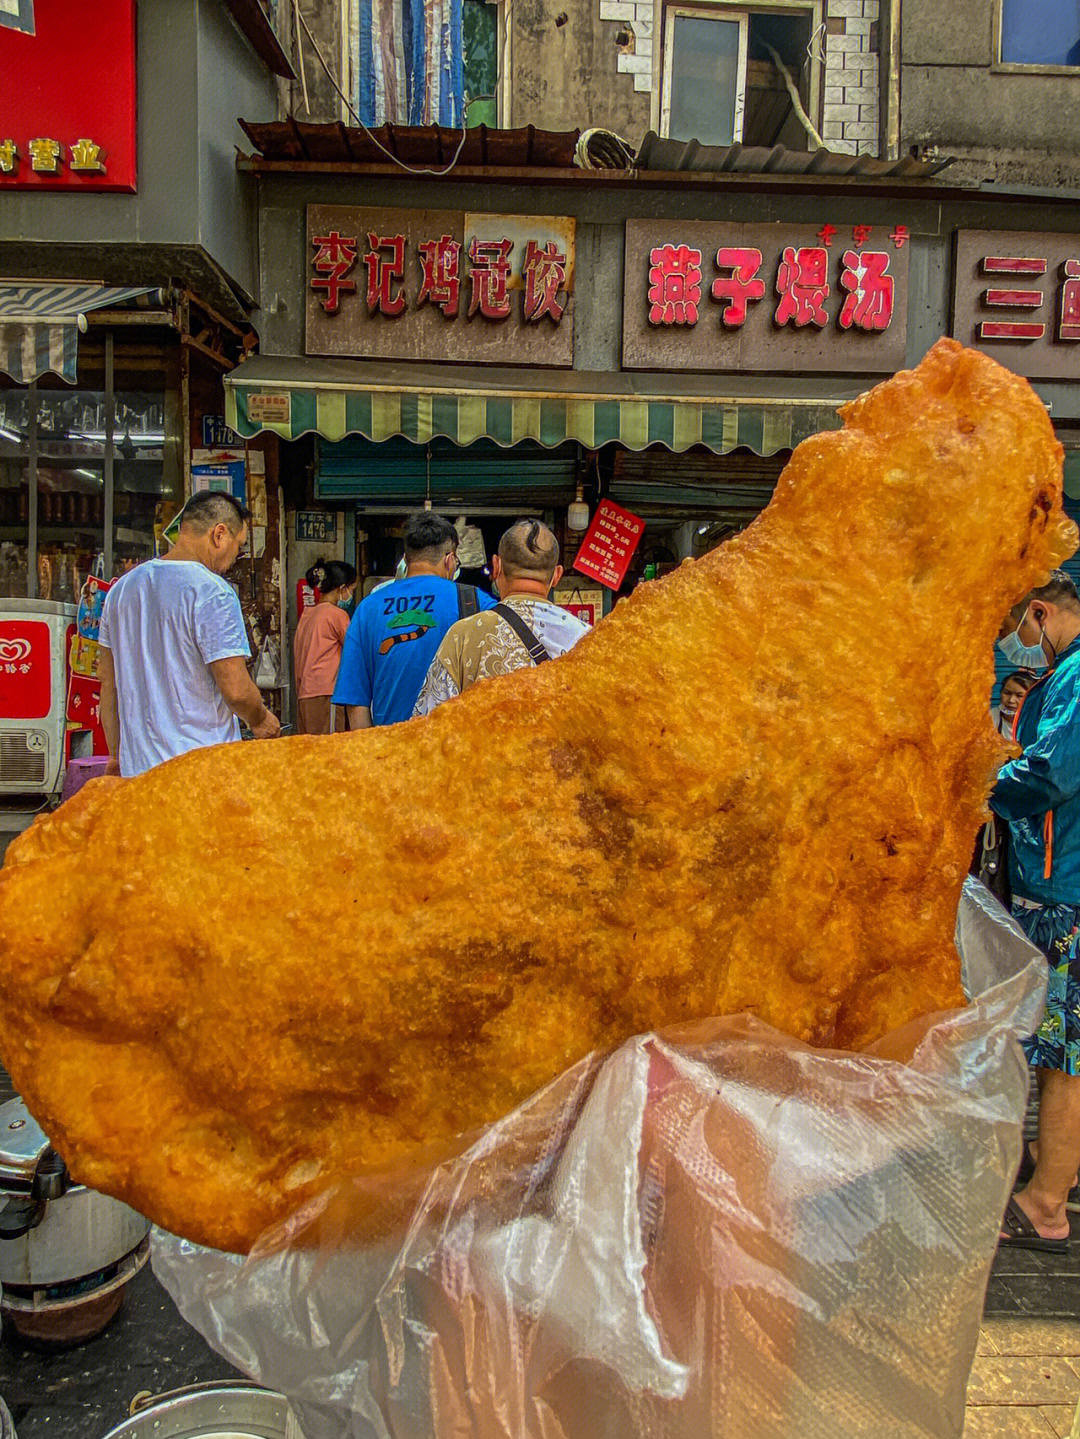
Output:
[0, 0, 136, 191]
[306, 206, 576, 368]
[621, 220, 910, 374]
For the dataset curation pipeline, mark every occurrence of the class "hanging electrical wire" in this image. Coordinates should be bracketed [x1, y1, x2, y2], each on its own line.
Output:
[290, 0, 470, 179]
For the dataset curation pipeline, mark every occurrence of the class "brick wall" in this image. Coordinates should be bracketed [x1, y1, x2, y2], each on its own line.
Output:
[599, 0, 654, 94]
[823, 0, 880, 155]
[600, 0, 882, 155]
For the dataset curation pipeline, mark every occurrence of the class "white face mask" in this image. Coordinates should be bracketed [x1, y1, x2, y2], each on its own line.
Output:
[997, 613, 1049, 670]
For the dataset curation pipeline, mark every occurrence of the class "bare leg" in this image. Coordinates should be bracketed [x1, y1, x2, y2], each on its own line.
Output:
[1010, 1067, 1080, 1240]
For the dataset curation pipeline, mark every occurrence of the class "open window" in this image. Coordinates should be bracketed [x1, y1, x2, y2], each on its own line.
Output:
[998, 0, 1080, 67]
[660, 2, 822, 150]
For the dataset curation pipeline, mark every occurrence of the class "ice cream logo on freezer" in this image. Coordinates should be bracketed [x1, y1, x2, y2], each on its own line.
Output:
[0, 638, 32, 663]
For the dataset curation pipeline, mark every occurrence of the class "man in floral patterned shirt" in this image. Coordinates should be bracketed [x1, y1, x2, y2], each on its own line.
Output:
[413, 519, 588, 716]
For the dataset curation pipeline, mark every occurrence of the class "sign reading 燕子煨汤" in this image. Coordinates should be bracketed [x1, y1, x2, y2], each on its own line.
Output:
[306, 206, 576, 367]
[621, 220, 910, 374]
[952, 230, 1080, 382]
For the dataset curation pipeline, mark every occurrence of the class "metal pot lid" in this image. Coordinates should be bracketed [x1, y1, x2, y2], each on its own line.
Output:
[0, 1098, 49, 1190]
[101, 1383, 297, 1439]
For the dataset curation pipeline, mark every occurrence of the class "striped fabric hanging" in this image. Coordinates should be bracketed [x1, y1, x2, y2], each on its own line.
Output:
[352, 0, 464, 127]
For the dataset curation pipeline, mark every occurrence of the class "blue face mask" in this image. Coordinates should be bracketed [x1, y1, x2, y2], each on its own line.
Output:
[997, 612, 1049, 670]
[337, 593, 356, 617]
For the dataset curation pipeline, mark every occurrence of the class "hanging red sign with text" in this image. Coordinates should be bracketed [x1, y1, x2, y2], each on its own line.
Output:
[622, 220, 910, 373]
[306, 206, 576, 368]
[952, 230, 1080, 382]
[572, 501, 645, 592]
[0, 0, 137, 192]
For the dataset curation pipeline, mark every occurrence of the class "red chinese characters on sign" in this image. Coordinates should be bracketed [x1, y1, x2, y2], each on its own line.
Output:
[775, 247, 830, 328]
[417, 235, 461, 318]
[0, 622, 51, 719]
[522, 240, 568, 323]
[838, 250, 895, 332]
[977, 255, 1048, 341]
[364, 233, 407, 316]
[572, 500, 645, 592]
[711, 247, 766, 327]
[0, 0, 137, 192]
[648, 244, 703, 326]
[1061, 260, 1080, 342]
[311, 231, 358, 314]
[468, 238, 514, 319]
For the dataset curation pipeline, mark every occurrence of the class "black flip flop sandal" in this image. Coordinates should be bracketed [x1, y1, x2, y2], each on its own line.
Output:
[1014, 1141, 1080, 1210]
[999, 1195, 1070, 1253]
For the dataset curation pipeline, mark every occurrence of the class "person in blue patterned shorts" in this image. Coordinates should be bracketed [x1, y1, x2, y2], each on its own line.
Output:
[992, 571, 1080, 1252]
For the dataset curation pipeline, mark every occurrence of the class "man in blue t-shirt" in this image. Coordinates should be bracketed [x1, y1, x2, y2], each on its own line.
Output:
[334, 513, 495, 727]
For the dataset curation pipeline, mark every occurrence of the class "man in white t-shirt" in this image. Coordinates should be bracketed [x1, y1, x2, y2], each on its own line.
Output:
[98, 492, 280, 778]
[413, 519, 589, 716]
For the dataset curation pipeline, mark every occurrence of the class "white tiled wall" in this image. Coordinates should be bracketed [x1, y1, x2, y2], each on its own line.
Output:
[601, 0, 881, 152]
[599, 0, 655, 92]
[823, 0, 880, 154]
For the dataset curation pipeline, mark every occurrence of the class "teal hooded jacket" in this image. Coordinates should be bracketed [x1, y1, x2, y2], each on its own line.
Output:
[992, 636, 1080, 906]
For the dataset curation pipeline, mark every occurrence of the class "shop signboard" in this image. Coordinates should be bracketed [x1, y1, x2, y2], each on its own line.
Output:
[0, 0, 137, 192]
[552, 582, 604, 627]
[306, 206, 575, 367]
[622, 220, 910, 373]
[952, 230, 1080, 382]
[572, 501, 645, 592]
[192, 459, 246, 506]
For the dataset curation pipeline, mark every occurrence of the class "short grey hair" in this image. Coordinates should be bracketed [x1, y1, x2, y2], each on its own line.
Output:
[498, 519, 560, 581]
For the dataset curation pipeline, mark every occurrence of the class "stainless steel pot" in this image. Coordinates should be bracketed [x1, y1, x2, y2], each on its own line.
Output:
[102, 1384, 300, 1439]
[0, 1096, 150, 1343]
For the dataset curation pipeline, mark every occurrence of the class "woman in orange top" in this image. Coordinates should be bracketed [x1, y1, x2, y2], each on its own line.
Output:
[293, 559, 358, 734]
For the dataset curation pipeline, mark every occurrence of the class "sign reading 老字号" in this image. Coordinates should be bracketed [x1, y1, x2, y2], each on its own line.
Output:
[622, 220, 910, 373]
[0, 0, 136, 191]
[952, 231, 1080, 382]
[572, 501, 645, 592]
[296, 511, 338, 544]
[306, 206, 575, 367]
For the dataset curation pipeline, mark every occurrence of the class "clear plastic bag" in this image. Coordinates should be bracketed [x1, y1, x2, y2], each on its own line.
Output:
[152, 879, 1046, 1439]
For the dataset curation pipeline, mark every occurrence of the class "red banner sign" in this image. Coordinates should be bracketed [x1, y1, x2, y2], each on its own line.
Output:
[572, 501, 645, 592]
[0, 0, 137, 192]
[0, 620, 52, 719]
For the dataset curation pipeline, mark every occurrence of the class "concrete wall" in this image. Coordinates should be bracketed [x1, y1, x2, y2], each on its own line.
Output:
[2, 0, 278, 303]
[510, 0, 880, 154]
[508, 0, 651, 134]
[196, 0, 281, 300]
[900, 0, 1080, 185]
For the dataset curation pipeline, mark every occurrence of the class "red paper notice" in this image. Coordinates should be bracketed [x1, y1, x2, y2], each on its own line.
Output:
[572, 500, 645, 591]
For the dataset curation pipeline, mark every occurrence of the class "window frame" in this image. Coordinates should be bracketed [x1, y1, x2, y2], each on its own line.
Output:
[992, 0, 1080, 74]
[653, 0, 824, 146]
[661, 6, 750, 143]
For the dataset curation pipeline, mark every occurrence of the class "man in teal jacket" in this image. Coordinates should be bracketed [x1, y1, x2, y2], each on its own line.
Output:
[992, 570, 1080, 1252]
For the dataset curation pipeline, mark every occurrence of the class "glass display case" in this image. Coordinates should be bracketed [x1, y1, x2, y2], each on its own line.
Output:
[0, 364, 181, 598]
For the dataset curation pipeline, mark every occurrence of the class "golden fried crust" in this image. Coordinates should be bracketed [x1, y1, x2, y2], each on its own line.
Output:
[0, 340, 1073, 1253]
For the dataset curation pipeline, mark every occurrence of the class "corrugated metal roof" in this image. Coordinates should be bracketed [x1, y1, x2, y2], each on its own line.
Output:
[237, 120, 581, 168]
[635, 130, 953, 179]
[237, 121, 953, 180]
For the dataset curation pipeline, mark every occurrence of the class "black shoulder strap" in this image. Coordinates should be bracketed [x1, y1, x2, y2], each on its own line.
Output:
[493, 602, 551, 665]
[457, 584, 480, 620]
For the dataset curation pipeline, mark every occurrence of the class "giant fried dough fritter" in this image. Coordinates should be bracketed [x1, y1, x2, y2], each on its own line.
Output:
[0, 339, 1075, 1254]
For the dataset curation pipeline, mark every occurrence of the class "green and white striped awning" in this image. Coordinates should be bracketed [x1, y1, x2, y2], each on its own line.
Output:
[0, 284, 165, 384]
[225, 355, 853, 455]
